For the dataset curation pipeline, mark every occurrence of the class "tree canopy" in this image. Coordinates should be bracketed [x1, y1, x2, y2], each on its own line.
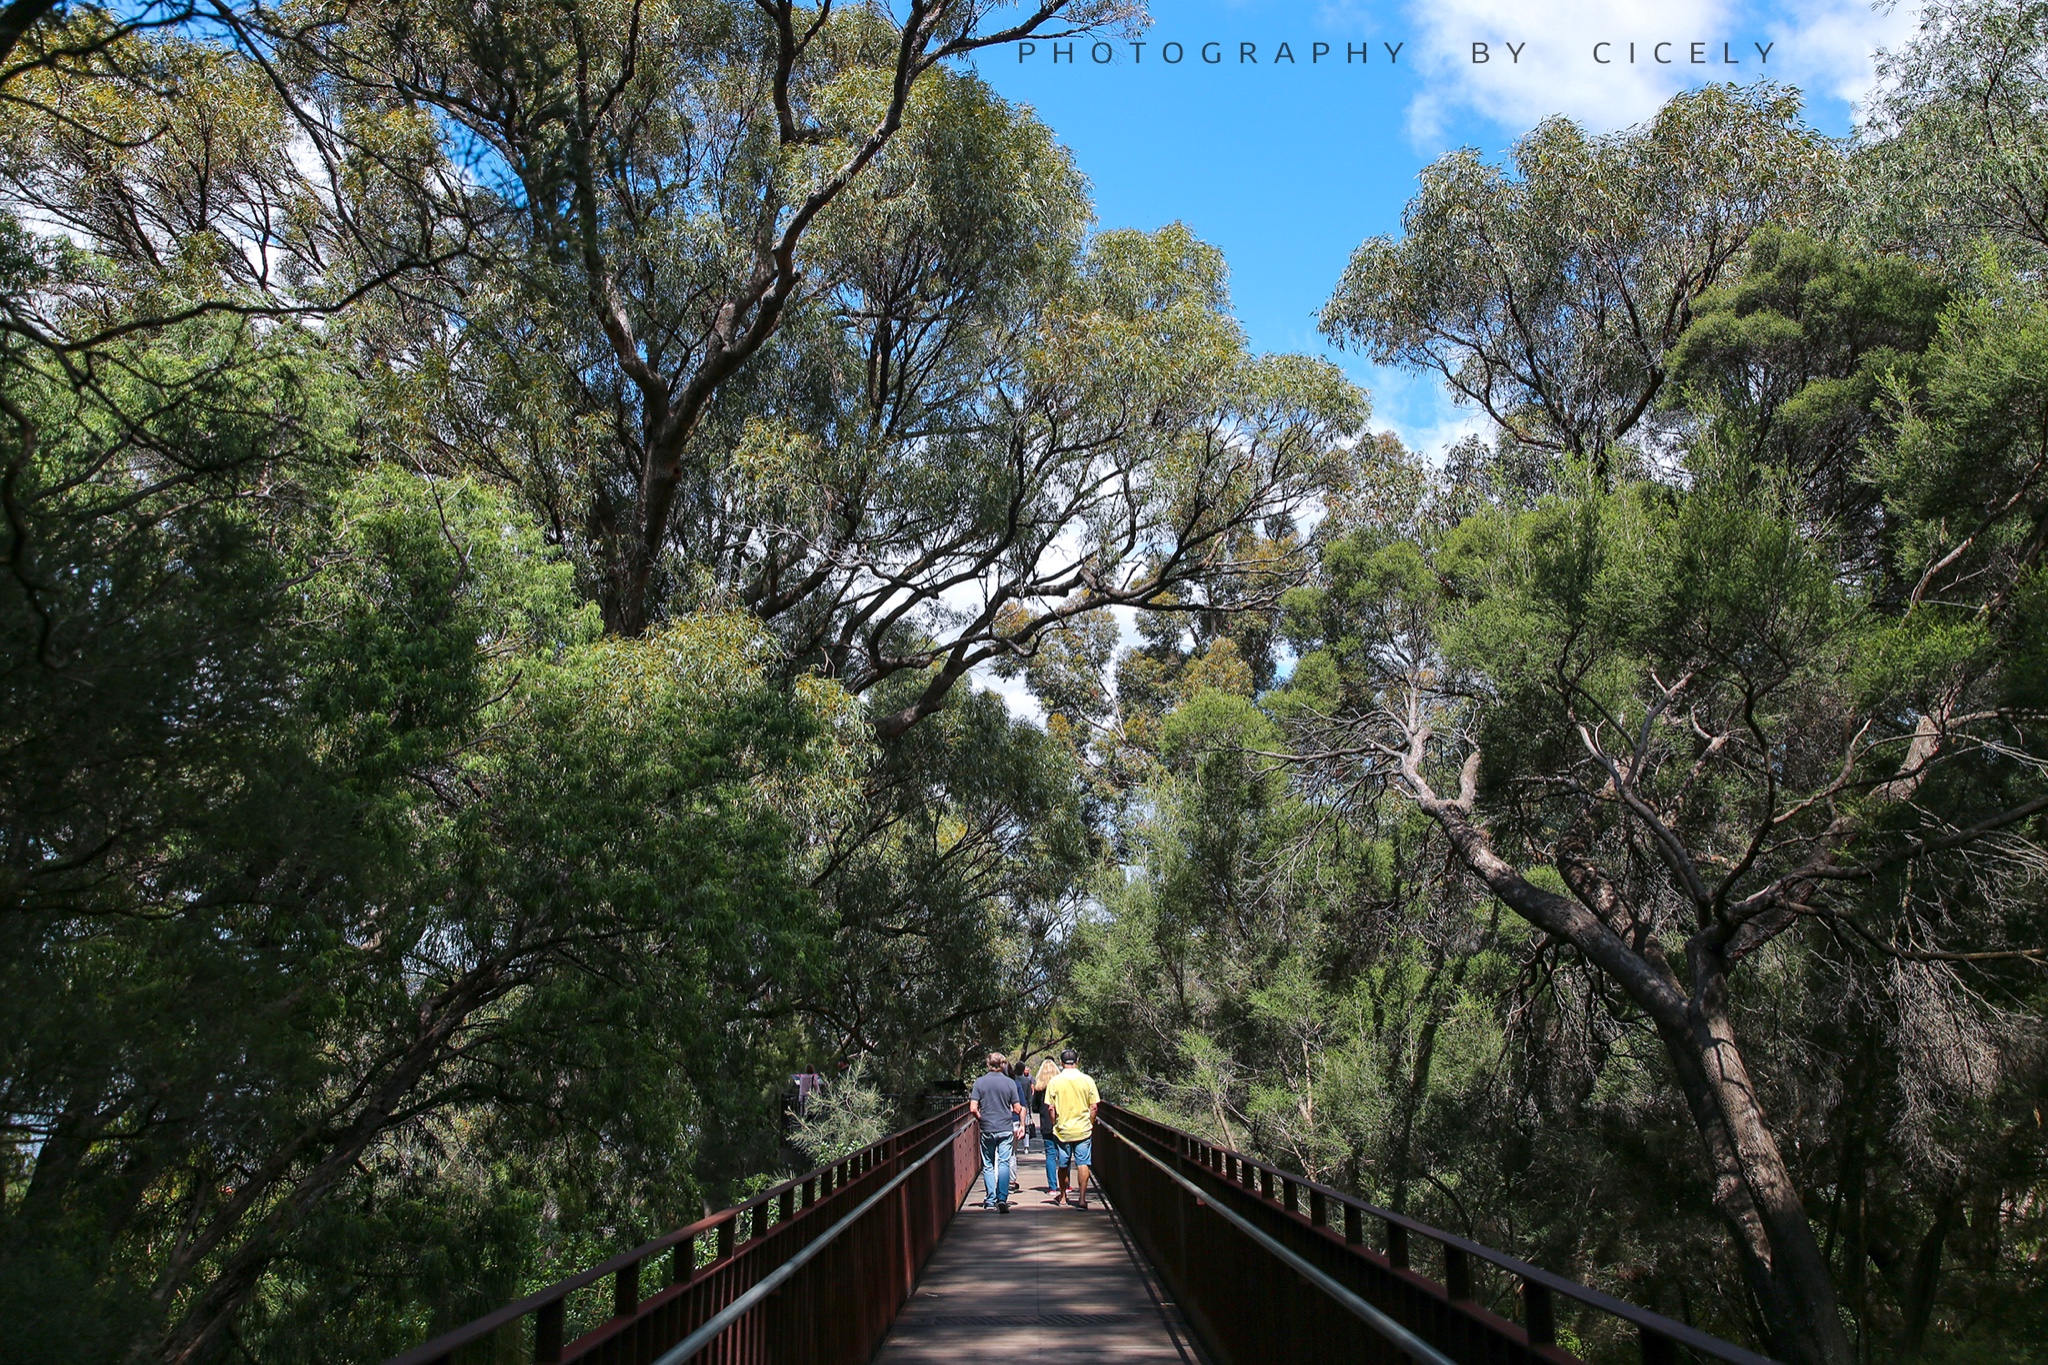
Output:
[2, 3, 2045, 1365]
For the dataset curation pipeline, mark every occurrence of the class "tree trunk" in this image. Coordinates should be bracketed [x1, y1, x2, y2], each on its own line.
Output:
[1657, 993, 1854, 1365]
[1410, 792, 1855, 1365]
[1900, 1190, 1957, 1355]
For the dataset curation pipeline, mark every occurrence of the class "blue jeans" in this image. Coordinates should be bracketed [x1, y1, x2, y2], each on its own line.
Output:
[1044, 1128, 1060, 1190]
[979, 1132, 1014, 1205]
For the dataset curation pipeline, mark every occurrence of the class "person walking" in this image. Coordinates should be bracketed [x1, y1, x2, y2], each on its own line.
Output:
[1032, 1057, 1060, 1191]
[969, 1051, 1024, 1212]
[1007, 1064, 1032, 1186]
[1012, 1060, 1034, 1152]
[1043, 1048, 1100, 1210]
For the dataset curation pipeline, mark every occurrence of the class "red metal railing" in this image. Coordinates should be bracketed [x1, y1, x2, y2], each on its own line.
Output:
[384, 1106, 978, 1365]
[1094, 1104, 1779, 1365]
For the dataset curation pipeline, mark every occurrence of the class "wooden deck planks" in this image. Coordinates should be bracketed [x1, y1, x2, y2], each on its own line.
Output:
[872, 1145, 1210, 1364]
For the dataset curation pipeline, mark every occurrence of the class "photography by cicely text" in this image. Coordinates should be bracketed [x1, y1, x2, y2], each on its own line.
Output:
[1011, 38, 1778, 70]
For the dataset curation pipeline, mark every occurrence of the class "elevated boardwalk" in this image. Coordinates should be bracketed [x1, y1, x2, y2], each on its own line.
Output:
[386, 1104, 1777, 1365]
[874, 1151, 1208, 1365]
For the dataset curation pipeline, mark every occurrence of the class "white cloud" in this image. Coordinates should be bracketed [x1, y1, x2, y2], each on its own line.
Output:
[1353, 363, 1493, 464]
[1763, 0, 1922, 121]
[1402, 0, 1742, 139]
[1391, 0, 1925, 141]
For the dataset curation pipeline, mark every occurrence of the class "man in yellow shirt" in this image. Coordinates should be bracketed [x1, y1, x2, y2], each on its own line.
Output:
[1043, 1048, 1100, 1209]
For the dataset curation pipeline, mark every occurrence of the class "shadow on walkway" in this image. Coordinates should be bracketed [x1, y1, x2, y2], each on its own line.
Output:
[873, 1148, 1211, 1364]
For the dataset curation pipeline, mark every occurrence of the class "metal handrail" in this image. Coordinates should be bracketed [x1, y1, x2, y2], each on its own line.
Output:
[1103, 1119, 1457, 1365]
[384, 1105, 977, 1365]
[1102, 1103, 1779, 1365]
[648, 1125, 964, 1365]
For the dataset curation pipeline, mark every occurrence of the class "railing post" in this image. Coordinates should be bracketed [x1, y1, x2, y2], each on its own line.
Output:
[1309, 1189, 1327, 1228]
[672, 1235, 693, 1283]
[1641, 1327, 1679, 1365]
[533, 1299, 564, 1365]
[1283, 1177, 1298, 1214]
[803, 1176, 817, 1207]
[1385, 1219, 1409, 1269]
[1524, 1278, 1556, 1348]
[1258, 1167, 1273, 1200]
[612, 1258, 639, 1317]
[716, 1216, 734, 1263]
[1445, 1245, 1473, 1300]
[1344, 1202, 1363, 1245]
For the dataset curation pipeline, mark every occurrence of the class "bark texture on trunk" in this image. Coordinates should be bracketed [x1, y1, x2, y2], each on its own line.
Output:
[1663, 971, 1854, 1365]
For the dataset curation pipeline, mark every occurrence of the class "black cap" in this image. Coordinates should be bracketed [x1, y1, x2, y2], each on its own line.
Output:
[1060, 1048, 1078, 1065]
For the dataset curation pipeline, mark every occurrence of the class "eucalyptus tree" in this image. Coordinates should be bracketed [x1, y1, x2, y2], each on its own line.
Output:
[1320, 84, 1837, 487]
[287, 1, 1364, 737]
[2, 17, 1257, 1360]
[0, 0, 217, 84]
[1, 376, 858, 1364]
[287, 1, 1169, 636]
[0, 22, 859, 1364]
[1292, 210, 2048, 1365]
[1859, 0, 2048, 268]
[1299, 53, 2048, 1359]
[0, 10, 467, 378]
[737, 221, 1366, 741]
[1659, 230, 1949, 551]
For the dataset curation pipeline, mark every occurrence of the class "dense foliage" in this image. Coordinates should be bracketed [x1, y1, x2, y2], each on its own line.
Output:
[2, 2, 2045, 1365]
[0, 2, 1310, 1360]
[1053, 18, 2048, 1365]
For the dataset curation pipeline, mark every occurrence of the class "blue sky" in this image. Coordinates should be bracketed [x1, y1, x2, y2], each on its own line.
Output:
[971, 0, 1921, 456]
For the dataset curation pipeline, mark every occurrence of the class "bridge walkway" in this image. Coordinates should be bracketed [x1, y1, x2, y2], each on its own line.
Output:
[873, 1144, 1208, 1365]
[386, 1104, 1778, 1365]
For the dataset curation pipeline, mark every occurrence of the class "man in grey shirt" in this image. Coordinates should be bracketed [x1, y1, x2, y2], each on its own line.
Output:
[969, 1051, 1024, 1212]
